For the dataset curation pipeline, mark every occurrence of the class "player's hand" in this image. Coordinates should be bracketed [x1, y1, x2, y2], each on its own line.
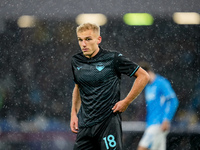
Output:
[112, 100, 129, 113]
[70, 115, 79, 134]
[161, 120, 170, 131]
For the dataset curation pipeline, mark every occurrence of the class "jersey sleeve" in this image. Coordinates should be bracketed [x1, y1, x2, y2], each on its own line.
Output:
[114, 52, 139, 77]
[160, 79, 179, 121]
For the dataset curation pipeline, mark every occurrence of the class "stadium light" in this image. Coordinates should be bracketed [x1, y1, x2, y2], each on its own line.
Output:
[76, 13, 107, 26]
[173, 12, 200, 25]
[17, 15, 37, 28]
[123, 13, 154, 26]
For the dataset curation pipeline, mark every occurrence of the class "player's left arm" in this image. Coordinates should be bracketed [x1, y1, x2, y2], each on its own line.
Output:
[112, 67, 149, 113]
[161, 81, 179, 131]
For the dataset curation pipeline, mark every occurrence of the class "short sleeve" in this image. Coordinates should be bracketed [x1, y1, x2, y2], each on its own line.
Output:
[114, 52, 139, 77]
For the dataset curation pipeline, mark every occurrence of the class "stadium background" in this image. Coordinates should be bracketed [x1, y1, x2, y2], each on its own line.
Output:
[0, 0, 199, 149]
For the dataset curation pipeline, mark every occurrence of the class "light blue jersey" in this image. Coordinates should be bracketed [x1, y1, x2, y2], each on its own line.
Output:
[145, 74, 179, 127]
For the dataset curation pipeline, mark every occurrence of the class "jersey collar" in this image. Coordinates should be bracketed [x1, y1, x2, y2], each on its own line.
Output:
[83, 46, 103, 60]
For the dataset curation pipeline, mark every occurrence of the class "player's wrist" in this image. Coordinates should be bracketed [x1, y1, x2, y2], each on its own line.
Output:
[71, 110, 78, 116]
[163, 119, 170, 123]
[123, 97, 133, 105]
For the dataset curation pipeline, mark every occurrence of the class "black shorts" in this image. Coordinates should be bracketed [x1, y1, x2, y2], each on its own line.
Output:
[73, 113, 123, 150]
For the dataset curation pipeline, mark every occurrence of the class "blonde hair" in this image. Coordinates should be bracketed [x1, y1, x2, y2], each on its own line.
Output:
[76, 23, 100, 36]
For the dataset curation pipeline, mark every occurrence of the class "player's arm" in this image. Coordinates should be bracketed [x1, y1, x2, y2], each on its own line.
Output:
[161, 82, 179, 131]
[162, 97, 179, 131]
[112, 67, 149, 113]
[70, 84, 81, 133]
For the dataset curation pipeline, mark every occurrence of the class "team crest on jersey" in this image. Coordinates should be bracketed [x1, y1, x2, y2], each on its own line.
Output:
[96, 62, 105, 71]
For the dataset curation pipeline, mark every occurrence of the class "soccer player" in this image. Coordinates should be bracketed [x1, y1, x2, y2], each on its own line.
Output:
[70, 22, 150, 150]
[137, 61, 179, 150]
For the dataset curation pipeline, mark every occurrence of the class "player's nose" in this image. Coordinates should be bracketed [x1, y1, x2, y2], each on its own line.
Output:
[82, 40, 87, 46]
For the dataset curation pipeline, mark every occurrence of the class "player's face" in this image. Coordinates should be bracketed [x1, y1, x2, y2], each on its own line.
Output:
[77, 29, 101, 58]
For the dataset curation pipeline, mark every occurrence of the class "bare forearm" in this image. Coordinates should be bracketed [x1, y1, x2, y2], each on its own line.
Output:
[112, 68, 149, 113]
[71, 84, 81, 116]
[125, 68, 149, 104]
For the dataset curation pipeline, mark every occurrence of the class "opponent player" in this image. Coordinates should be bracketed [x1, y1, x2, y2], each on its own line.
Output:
[70, 23, 150, 150]
[137, 61, 179, 150]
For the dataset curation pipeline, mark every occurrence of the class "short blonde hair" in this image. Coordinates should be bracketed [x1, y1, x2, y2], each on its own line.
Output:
[76, 23, 100, 36]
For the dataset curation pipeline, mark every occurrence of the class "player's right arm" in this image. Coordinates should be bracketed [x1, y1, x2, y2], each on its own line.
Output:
[70, 84, 81, 133]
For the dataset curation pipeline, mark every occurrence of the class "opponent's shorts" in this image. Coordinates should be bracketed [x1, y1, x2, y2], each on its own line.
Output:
[73, 113, 123, 150]
[138, 124, 169, 150]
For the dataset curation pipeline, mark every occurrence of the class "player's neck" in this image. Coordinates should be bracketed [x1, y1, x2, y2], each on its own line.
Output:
[87, 47, 100, 58]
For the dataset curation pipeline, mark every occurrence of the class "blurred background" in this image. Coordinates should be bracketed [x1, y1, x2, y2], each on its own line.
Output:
[0, 0, 199, 149]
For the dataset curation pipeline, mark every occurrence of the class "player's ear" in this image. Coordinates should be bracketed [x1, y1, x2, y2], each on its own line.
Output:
[97, 36, 102, 44]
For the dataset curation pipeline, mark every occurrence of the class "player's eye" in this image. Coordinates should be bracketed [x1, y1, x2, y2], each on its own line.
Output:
[86, 38, 91, 41]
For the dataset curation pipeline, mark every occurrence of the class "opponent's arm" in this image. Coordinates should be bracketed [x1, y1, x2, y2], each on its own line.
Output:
[112, 67, 149, 113]
[70, 84, 81, 133]
[162, 97, 179, 131]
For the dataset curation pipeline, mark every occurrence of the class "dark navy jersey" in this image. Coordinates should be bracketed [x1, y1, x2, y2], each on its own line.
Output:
[71, 47, 139, 128]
